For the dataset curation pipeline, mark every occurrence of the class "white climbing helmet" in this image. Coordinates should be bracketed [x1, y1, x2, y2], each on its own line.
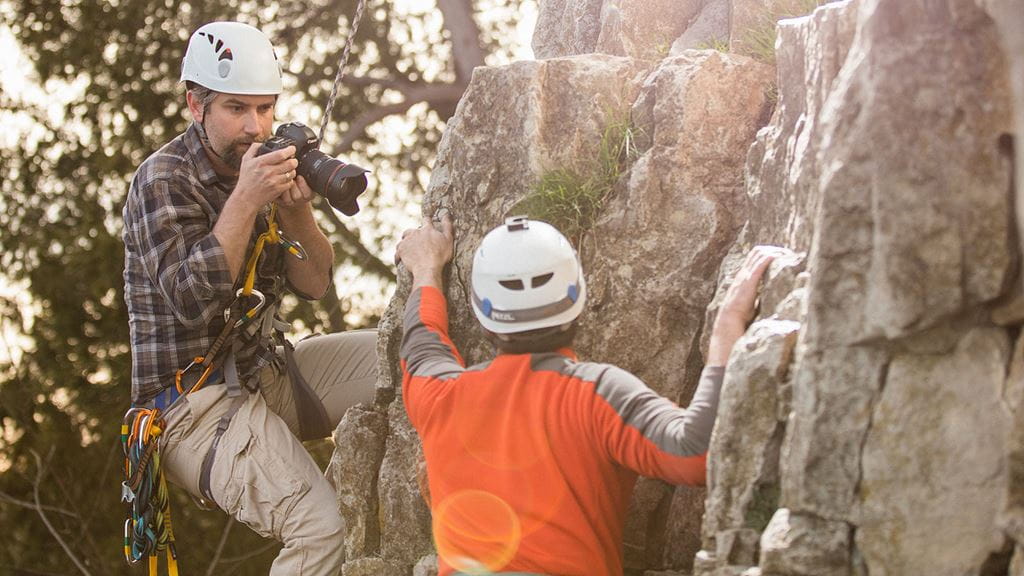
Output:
[180, 21, 283, 95]
[471, 216, 587, 334]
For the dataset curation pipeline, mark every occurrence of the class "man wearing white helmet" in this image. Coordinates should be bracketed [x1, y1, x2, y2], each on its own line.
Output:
[396, 214, 780, 575]
[122, 21, 376, 574]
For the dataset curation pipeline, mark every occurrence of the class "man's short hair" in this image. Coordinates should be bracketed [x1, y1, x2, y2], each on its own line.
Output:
[485, 322, 578, 355]
[185, 81, 218, 110]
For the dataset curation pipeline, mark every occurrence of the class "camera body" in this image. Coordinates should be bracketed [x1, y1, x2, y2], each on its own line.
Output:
[258, 122, 319, 160]
[257, 122, 369, 216]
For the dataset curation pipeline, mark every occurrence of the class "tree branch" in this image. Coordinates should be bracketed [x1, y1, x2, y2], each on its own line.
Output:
[334, 102, 416, 155]
[30, 449, 92, 576]
[319, 205, 397, 283]
[204, 516, 236, 576]
[341, 75, 415, 92]
[0, 490, 78, 517]
[319, 283, 347, 333]
[329, 83, 465, 156]
[437, 0, 487, 82]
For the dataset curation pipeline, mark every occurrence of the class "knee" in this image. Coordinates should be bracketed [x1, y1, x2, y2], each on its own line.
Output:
[285, 490, 346, 545]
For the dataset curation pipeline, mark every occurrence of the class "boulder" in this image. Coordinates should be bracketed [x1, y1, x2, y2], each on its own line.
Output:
[532, 0, 605, 58]
[745, 0, 858, 252]
[759, 508, 850, 576]
[331, 404, 388, 559]
[671, 0, 732, 55]
[378, 401, 434, 563]
[703, 318, 799, 540]
[780, 346, 886, 520]
[802, 0, 1014, 348]
[856, 328, 1012, 574]
[341, 557, 408, 576]
[583, 50, 772, 404]
[595, 0, 704, 60]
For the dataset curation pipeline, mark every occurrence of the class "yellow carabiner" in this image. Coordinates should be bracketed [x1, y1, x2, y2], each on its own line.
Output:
[277, 231, 308, 261]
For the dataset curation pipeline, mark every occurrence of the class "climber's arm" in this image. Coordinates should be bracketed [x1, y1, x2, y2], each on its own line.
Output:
[397, 214, 463, 423]
[597, 245, 784, 484]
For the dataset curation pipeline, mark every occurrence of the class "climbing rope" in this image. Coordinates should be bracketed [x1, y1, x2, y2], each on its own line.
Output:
[318, 0, 370, 147]
[122, 408, 178, 576]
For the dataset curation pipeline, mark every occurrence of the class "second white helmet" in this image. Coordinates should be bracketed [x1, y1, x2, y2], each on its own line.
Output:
[180, 21, 283, 95]
[471, 217, 587, 334]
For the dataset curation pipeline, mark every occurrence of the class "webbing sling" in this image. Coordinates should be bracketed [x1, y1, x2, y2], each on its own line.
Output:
[197, 345, 248, 502]
[282, 338, 333, 441]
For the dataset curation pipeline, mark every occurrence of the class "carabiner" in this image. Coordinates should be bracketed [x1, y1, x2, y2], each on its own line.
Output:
[277, 231, 307, 261]
[174, 356, 206, 394]
[234, 288, 266, 328]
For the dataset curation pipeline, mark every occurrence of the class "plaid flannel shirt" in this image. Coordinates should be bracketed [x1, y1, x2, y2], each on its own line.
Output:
[123, 124, 283, 404]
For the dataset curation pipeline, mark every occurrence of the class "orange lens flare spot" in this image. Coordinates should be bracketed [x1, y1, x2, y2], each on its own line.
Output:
[433, 489, 522, 574]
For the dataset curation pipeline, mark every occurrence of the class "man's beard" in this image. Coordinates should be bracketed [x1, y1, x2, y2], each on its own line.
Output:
[219, 139, 255, 170]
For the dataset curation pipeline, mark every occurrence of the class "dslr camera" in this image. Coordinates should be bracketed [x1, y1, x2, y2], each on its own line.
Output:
[257, 122, 369, 216]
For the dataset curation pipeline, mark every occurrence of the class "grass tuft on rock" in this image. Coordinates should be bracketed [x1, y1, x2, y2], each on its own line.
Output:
[512, 115, 640, 245]
[736, 0, 831, 64]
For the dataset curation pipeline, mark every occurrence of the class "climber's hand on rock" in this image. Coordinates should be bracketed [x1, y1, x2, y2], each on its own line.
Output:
[706, 245, 791, 367]
[397, 211, 454, 290]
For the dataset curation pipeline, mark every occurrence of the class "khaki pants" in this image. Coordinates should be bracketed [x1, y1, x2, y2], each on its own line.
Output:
[162, 329, 378, 575]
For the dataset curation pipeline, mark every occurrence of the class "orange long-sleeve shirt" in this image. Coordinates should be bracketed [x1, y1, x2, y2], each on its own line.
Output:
[401, 286, 723, 576]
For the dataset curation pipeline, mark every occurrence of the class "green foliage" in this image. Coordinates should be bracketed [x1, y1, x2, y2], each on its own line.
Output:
[736, 0, 828, 64]
[695, 37, 731, 53]
[512, 115, 640, 244]
[0, 0, 524, 573]
[765, 80, 780, 110]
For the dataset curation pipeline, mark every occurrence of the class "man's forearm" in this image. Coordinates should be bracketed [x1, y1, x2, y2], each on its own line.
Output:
[213, 194, 261, 283]
[277, 203, 334, 298]
[706, 318, 746, 367]
[410, 267, 444, 292]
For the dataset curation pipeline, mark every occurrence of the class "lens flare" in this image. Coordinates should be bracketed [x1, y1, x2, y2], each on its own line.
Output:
[433, 489, 522, 574]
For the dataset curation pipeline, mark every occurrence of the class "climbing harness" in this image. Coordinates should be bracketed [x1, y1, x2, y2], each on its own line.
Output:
[121, 1, 369, 571]
[121, 207, 307, 574]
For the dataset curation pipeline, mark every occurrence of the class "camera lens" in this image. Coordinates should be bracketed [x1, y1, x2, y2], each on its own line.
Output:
[297, 150, 369, 216]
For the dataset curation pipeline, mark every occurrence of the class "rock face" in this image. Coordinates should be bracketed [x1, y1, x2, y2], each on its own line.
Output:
[856, 328, 1011, 574]
[336, 39, 771, 576]
[533, 0, 854, 62]
[332, 0, 1024, 574]
[693, 0, 1020, 575]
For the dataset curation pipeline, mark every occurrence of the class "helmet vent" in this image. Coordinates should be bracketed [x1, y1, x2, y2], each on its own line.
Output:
[199, 32, 234, 63]
[531, 273, 554, 288]
[498, 279, 525, 291]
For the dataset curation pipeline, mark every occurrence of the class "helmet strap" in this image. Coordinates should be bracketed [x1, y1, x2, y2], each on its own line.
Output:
[194, 115, 241, 178]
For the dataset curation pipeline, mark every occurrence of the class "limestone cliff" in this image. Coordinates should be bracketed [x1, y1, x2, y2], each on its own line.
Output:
[331, 0, 1024, 574]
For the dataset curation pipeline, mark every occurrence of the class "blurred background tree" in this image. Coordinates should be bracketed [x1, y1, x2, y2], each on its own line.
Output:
[0, 0, 531, 573]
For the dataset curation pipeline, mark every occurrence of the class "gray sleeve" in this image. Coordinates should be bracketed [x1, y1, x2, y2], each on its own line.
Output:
[595, 365, 725, 459]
